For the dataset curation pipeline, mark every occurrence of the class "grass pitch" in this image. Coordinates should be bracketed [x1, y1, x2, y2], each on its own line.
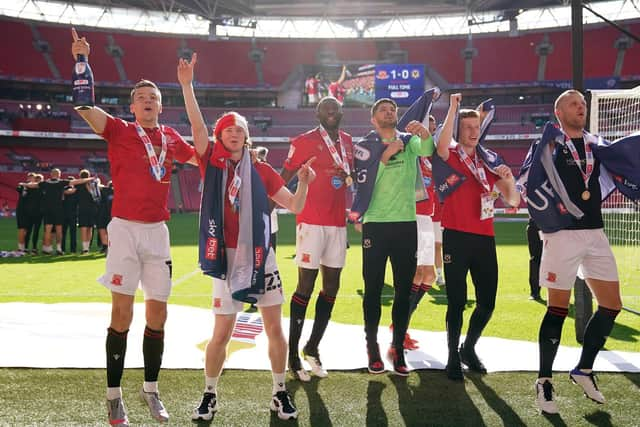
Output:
[0, 214, 638, 426]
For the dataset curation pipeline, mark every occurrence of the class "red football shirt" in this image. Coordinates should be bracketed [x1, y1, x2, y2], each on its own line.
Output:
[441, 147, 500, 236]
[416, 159, 434, 216]
[101, 117, 194, 222]
[283, 128, 353, 227]
[328, 82, 346, 103]
[198, 147, 284, 249]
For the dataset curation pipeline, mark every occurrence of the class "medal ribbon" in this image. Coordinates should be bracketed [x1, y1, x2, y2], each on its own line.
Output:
[318, 125, 351, 176]
[563, 136, 594, 193]
[456, 145, 490, 192]
[228, 161, 242, 211]
[135, 122, 167, 182]
[421, 157, 432, 170]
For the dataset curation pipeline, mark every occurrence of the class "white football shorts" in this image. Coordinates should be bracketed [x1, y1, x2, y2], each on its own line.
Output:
[539, 228, 619, 290]
[98, 217, 172, 302]
[295, 223, 347, 269]
[211, 247, 284, 315]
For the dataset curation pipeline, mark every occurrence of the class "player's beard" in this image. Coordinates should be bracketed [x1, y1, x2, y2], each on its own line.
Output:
[320, 117, 341, 132]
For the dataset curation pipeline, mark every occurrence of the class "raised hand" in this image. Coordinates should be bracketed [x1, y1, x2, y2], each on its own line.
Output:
[495, 164, 514, 181]
[177, 52, 197, 87]
[71, 27, 90, 58]
[405, 120, 430, 139]
[449, 93, 462, 110]
[297, 157, 316, 185]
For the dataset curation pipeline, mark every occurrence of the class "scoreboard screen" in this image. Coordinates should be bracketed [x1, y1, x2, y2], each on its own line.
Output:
[374, 64, 425, 106]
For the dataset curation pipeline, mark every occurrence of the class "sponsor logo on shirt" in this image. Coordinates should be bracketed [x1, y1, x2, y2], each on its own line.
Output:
[205, 237, 218, 260]
[255, 247, 264, 268]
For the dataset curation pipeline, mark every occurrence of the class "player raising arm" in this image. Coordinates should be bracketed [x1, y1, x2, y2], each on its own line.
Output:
[72, 28, 196, 427]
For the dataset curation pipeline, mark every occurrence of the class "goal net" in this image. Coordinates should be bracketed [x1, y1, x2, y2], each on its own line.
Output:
[590, 85, 640, 314]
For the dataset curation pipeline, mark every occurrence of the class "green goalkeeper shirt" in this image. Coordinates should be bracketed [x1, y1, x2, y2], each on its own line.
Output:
[363, 134, 435, 224]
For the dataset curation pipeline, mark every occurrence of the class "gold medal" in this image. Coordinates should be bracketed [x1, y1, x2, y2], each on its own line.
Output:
[345, 176, 353, 186]
[581, 190, 591, 201]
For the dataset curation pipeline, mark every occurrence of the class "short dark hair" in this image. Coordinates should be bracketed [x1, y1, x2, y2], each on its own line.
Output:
[459, 109, 480, 121]
[371, 98, 397, 116]
[130, 80, 161, 103]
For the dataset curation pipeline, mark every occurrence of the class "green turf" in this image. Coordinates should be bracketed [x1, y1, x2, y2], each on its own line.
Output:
[0, 368, 638, 426]
[1, 215, 639, 426]
[1, 214, 638, 351]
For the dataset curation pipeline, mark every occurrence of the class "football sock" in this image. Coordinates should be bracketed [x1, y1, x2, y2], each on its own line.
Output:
[106, 327, 128, 387]
[577, 306, 620, 370]
[272, 372, 286, 394]
[538, 306, 568, 378]
[204, 376, 219, 394]
[306, 291, 336, 351]
[289, 293, 309, 357]
[143, 381, 158, 393]
[106, 387, 122, 400]
[408, 283, 426, 316]
[143, 326, 164, 382]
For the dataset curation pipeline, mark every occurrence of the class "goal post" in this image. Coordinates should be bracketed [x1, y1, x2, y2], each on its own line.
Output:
[589, 85, 640, 315]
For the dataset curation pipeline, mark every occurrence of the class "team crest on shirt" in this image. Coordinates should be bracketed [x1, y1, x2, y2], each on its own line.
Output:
[331, 176, 343, 189]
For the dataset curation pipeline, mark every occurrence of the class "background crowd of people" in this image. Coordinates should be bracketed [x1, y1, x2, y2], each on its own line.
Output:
[15, 168, 113, 255]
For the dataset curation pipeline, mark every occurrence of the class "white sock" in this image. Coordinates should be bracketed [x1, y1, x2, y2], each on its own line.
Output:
[106, 387, 122, 400]
[18, 243, 25, 250]
[43, 245, 52, 252]
[56, 243, 62, 252]
[204, 376, 219, 394]
[83, 241, 90, 251]
[436, 268, 443, 278]
[272, 372, 286, 394]
[143, 381, 158, 393]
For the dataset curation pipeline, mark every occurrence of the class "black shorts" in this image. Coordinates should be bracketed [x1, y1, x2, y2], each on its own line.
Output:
[44, 209, 65, 226]
[78, 208, 97, 228]
[96, 210, 111, 229]
[17, 213, 30, 229]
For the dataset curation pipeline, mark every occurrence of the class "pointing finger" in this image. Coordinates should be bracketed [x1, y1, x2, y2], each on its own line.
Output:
[71, 27, 79, 41]
[303, 156, 316, 167]
[191, 52, 198, 66]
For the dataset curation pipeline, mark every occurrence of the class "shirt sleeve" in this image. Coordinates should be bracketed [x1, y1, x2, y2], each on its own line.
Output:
[408, 134, 435, 157]
[197, 144, 213, 178]
[169, 128, 196, 164]
[258, 162, 285, 197]
[100, 116, 124, 143]
[283, 135, 307, 171]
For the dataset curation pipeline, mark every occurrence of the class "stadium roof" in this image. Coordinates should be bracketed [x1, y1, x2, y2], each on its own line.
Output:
[3, 0, 637, 38]
[47, 0, 601, 20]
